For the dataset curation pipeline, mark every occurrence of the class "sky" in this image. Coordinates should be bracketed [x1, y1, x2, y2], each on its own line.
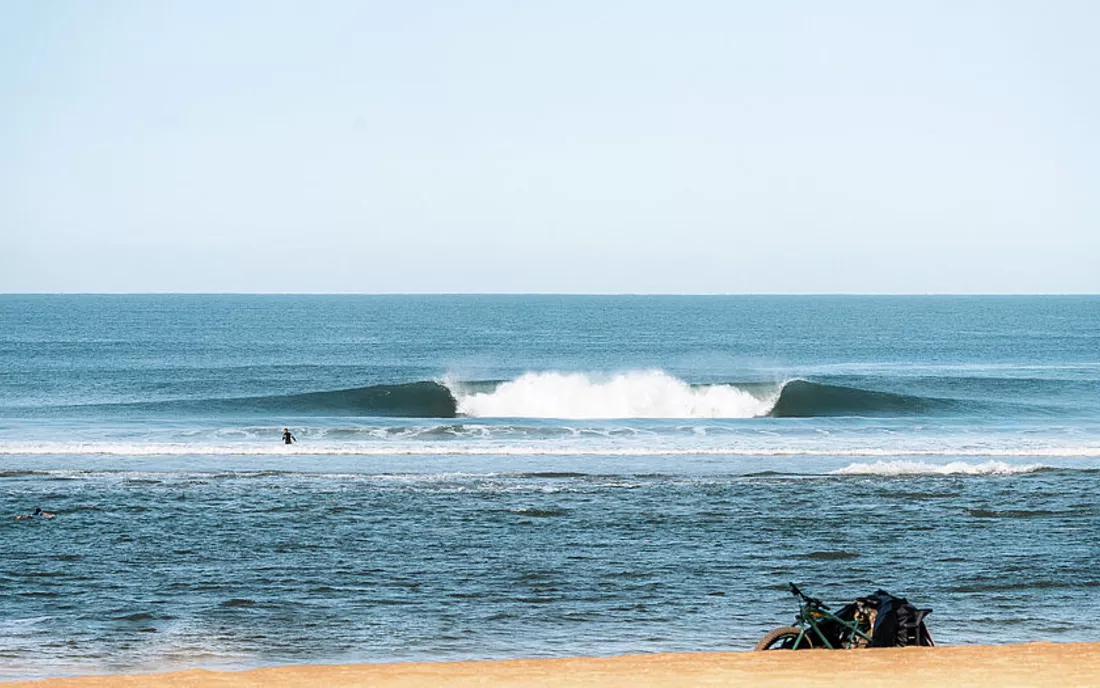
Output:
[1, 0, 1097, 293]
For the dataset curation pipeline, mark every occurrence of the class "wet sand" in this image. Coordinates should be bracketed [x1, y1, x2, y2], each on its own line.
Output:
[4, 642, 1099, 688]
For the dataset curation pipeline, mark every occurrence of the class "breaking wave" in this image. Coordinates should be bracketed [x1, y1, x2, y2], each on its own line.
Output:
[451, 371, 775, 419]
[33, 371, 964, 420]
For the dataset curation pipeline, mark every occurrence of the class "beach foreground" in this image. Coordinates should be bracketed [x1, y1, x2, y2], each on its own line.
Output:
[5, 643, 1099, 688]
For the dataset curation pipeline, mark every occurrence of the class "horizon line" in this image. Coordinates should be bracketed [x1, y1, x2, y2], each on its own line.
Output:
[2, 291, 1098, 297]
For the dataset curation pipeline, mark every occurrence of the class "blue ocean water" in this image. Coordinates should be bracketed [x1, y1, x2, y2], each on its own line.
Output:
[1, 295, 1098, 678]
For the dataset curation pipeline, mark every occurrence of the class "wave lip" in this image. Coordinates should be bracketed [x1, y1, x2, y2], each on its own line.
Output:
[48, 381, 460, 418]
[767, 379, 955, 418]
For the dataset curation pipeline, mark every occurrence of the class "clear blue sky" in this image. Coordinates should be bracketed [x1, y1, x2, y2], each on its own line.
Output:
[1, 1, 1097, 293]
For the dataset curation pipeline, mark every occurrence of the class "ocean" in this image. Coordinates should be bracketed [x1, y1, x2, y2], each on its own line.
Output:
[1, 294, 1098, 678]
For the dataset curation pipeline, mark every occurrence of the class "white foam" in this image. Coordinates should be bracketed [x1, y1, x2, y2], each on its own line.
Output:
[831, 460, 1049, 476]
[448, 370, 778, 419]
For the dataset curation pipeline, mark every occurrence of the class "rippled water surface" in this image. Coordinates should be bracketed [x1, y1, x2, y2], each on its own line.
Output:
[1, 295, 1098, 677]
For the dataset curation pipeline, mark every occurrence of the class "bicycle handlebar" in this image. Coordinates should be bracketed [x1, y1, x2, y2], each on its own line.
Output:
[788, 582, 830, 610]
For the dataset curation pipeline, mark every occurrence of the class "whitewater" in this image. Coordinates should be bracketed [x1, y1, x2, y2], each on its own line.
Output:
[450, 370, 779, 418]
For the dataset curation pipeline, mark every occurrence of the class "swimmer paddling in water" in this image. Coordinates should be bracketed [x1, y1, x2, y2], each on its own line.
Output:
[16, 507, 56, 520]
[282, 428, 296, 445]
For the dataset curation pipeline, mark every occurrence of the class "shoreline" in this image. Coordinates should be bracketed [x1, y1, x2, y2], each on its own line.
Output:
[4, 642, 1099, 688]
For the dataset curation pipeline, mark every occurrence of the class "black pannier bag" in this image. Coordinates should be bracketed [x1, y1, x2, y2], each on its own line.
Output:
[866, 590, 934, 647]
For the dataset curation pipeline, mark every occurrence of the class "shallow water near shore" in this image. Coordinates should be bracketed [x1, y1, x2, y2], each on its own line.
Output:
[2, 295, 1099, 678]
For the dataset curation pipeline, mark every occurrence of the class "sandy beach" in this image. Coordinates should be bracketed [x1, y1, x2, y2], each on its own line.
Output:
[5, 643, 1099, 688]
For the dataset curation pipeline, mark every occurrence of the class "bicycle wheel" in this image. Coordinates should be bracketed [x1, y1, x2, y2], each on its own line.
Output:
[753, 626, 810, 651]
[919, 624, 935, 647]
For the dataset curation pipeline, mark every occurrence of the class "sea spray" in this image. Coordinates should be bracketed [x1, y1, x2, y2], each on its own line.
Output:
[448, 370, 778, 419]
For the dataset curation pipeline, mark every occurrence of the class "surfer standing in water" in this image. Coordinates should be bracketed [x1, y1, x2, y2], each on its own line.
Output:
[282, 428, 296, 445]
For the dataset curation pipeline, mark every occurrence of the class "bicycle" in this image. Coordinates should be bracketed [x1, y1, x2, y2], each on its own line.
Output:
[754, 582, 878, 650]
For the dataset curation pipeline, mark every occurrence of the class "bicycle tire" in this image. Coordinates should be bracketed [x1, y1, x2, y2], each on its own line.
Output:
[753, 626, 809, 651]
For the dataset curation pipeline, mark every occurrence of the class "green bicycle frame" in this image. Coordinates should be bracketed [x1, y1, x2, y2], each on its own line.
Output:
[791, 592, 874, 649]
